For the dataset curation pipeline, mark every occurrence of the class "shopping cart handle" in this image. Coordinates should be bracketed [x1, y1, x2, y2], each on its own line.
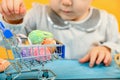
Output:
[0, 22, 5, 30]
[0, 21, 13, 39]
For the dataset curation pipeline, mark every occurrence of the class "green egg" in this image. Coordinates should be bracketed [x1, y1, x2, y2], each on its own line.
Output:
[28, 30, 53, 44]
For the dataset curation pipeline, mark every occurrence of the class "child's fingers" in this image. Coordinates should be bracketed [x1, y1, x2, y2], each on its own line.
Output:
[79, 53, 90, 63]
[104, 52, 112, 66]
[89, 51, 98, 67]
[19, 3, 26, 14]
[0, 4, 3, 14]
[1, 0, 10, 15]
[96, 51, 105, 65]
[13, 0, 23, 14]
[105, 58, 112, 66]
[7, 0, 14, 14]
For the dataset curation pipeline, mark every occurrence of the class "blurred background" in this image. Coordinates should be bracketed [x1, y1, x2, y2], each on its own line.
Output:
[0, 0, 120, 59]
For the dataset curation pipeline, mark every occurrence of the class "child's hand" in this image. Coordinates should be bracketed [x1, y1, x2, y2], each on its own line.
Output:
[0, 58, 10, 72]
[0, 0, 26, 24]
[79, 46, 112, 67]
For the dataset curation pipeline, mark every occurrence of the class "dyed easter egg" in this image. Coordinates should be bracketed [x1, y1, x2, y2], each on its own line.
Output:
[28, 30, 53, 44]
[32, 47, 51, 61]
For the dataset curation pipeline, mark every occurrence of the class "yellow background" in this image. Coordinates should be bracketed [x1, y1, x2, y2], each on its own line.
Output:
[0, 0, 120, 59]
[24, 0, 120, 30]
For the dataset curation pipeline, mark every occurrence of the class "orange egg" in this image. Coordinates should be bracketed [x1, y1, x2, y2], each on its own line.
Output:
[42, 38, 56, 53]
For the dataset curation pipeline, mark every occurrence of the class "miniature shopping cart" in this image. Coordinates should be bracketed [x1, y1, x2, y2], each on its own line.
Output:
[0, 22, 65, 80]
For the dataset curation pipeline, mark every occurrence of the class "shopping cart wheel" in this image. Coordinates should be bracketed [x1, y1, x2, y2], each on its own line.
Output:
[6, 75, 12, 80]
[42, 70, 49, 78]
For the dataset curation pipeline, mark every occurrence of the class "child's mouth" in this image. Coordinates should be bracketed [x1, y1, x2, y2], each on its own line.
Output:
[61, 9, 72, 13]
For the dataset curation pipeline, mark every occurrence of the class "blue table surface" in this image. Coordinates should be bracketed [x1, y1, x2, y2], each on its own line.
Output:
[1, 59, 120, 80]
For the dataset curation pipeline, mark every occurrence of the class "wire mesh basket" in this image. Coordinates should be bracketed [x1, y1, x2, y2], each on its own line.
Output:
[0, 22, 65, 80]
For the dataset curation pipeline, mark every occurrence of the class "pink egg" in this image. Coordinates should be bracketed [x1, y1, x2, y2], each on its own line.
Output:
[31, 47, 51, 61]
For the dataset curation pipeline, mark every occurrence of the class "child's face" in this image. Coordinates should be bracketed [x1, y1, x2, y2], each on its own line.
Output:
[49, 0, 93, 21]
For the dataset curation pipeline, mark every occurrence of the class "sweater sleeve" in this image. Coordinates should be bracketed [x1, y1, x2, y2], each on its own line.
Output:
[101, 14, 120, 54]
[22, 3, 43, 36]
[0, 14, 24, 48]
[0, 3, 43, 48]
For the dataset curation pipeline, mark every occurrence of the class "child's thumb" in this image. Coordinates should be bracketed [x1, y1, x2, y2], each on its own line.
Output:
[20, 3, 26, 15]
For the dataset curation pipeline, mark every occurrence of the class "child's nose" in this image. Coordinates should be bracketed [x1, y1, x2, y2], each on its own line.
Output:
[61, 0, 72, 6]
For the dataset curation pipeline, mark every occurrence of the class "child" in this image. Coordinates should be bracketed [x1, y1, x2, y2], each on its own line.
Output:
[0, 0, 120, 67]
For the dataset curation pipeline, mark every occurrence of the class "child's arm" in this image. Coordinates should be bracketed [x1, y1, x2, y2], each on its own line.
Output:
[0, 0, 26, 24]
[0, 0, 27, 48]
[79, 12, 120, 67]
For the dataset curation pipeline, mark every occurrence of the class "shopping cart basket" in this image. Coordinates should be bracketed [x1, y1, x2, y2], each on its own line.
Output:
[0, 22, 65, 80]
